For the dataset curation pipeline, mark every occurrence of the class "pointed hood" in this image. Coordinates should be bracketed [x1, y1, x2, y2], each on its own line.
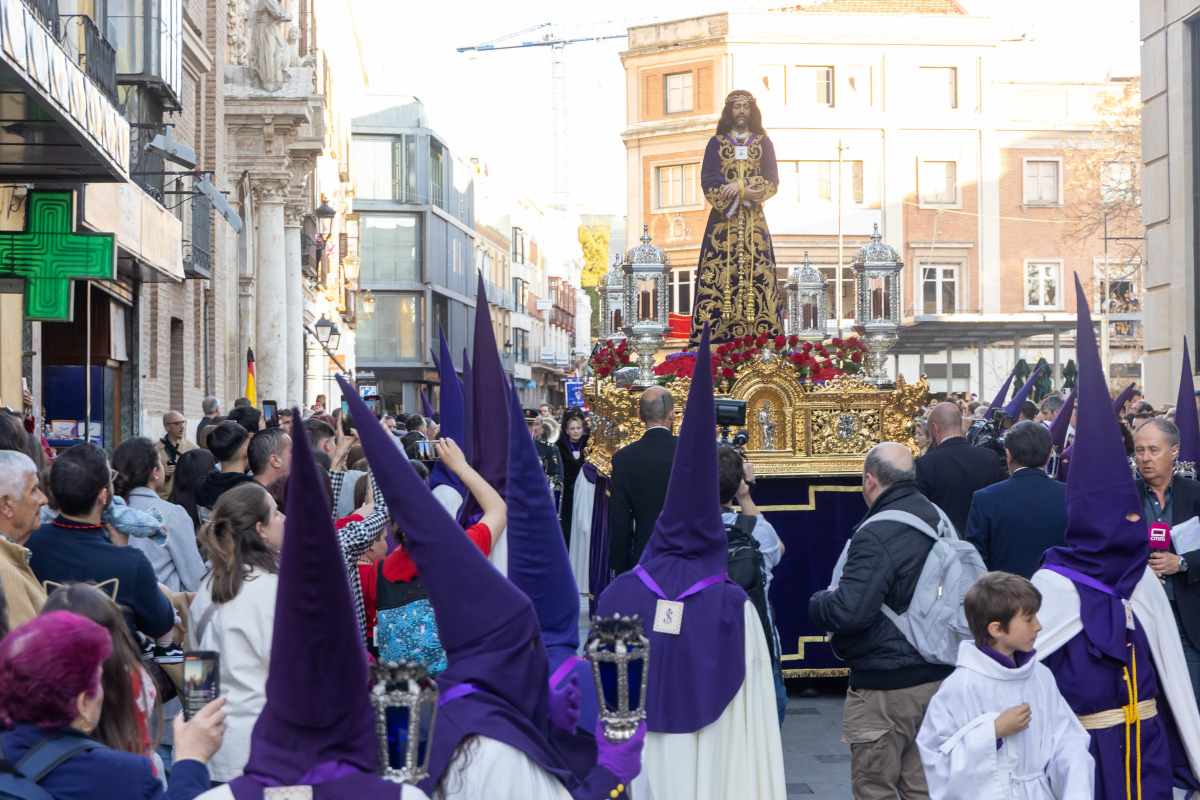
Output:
[1112, 382, 1138, 416]
[597, 324, 749, 733]
[1048, 390, 1076, 452]
[420, 387, 434, 419]
[240, 407, 377, 786]
[462, 348, 474, 467]
[465, 273, 509, 519]
[504, 382, 600, 731]
[638, 324, 726, 579]
[1003, 362, 1045, 420]
[429, 329, 466, 510]
[504, 383, 578, 656]
[338, 375, 540, 701]
[1178, 338, 1200, 467]
[1043, 275, 1146, 603]
[987, 368, 1017, 420]
[338, 376, 590, 793]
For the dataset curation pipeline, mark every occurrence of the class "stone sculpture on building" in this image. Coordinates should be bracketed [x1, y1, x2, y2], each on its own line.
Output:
[249, 0, 291, 92]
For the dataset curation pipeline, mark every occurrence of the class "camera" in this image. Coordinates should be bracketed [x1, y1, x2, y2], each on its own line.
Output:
[715, 398, 747, 427]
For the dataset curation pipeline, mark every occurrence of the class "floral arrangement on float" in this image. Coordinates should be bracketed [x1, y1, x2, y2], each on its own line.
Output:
[652, 331, 869, 388]
[588, 337, 633, 379]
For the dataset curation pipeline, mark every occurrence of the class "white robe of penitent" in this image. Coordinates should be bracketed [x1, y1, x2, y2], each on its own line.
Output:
[916, 640, 1093, 799]
[1032, 565, 1200, 799]
[434, 736, 571, 800]
[631, 599, 786, 800]
[197, 783, 429, 799]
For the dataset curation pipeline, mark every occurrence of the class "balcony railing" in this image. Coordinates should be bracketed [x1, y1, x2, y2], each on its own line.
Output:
[183, 191, 213, 279]
[60, 14, 117, 104]
[24, 0, 60, 38]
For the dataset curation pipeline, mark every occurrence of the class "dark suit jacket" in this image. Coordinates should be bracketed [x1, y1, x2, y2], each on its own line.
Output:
[607, 427, 677, 576]
[965, 468, 1066, 578]
[1147, 475, 1200, 647]
[915, 436, 1006, 534]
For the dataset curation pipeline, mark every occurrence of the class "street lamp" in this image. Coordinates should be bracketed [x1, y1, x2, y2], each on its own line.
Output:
[621, 225, 668, 388]
[314, 199, 336, 246]
[315, 315, 334, 345]
[328, 324, 342, 352]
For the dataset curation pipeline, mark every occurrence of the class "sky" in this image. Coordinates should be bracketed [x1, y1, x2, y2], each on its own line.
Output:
[354, 0, 1140, 221]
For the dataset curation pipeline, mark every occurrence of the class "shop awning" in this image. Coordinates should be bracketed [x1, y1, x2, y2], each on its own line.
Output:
[0, 0, 128, 182]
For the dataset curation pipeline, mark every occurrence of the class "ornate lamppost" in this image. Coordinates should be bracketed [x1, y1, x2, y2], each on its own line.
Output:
[853, 224, 903, 386]
[622, 226, 669, 388]
[787, 251, 828, 343]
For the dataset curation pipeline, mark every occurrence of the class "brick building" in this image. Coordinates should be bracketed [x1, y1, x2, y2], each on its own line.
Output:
[623, 3, 1142, 397]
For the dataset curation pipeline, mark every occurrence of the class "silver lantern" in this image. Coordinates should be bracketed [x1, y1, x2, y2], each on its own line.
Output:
[600, 255, 627, 340]
[585, 614, 650, 742]
[853, 224, 903, 386]
[622, 226, 669, 388]
[370, 661, 439, 785]
[787, 252, 828, 343]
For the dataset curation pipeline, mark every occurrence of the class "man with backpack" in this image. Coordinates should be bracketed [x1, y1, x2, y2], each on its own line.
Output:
[810, 442, 973, 800]
[718, 445, 786, 724]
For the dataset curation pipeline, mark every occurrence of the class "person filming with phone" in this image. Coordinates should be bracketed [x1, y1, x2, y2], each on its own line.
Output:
[0, 610, 225, 799]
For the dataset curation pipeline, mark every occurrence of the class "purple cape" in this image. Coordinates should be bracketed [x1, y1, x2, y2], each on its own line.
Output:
[337, 376, 600, 797]
[597, 325, 748, 733]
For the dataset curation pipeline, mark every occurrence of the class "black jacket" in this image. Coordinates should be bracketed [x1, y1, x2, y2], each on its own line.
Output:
[965, 468, 1067, 578]
[915, 436, 1006, 534]
[607, 427, 677, 576]
[196, 470, 255, 510]
[808, 481, 955, 690]
[1145, 475, 1200, 647]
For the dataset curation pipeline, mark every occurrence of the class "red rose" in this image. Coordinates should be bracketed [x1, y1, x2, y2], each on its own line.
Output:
[801, 342, 813, 353]
[832, 337, 843, 347]
[851, 352, 863, 363]
[756, 333, 769, 347]
[788, 335, 799, 347]
[789, 352, 803, 365]
[774, 334, 786, 349]
[722, 367, 736, 379]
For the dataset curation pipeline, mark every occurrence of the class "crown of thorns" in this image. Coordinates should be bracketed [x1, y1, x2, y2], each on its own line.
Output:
[724, 90, 755, 104]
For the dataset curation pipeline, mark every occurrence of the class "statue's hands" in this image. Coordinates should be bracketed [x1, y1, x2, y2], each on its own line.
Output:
[744, 184, 766, 203]
[719, 182, 740, 204]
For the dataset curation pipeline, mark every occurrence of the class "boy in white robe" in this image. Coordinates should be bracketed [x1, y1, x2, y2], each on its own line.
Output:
[917, 572, 1094, 799]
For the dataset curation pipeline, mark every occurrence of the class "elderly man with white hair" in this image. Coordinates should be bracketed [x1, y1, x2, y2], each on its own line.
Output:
[0, 449, 47, 630]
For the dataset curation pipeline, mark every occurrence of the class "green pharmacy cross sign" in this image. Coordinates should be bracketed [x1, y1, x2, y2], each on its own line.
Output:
[0, 191, 115, 321]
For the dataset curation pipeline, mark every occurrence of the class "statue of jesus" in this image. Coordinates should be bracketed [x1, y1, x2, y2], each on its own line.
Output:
[690, 89, 782, 346]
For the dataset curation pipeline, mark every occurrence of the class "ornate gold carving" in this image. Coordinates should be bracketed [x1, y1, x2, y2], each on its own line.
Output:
[811, 408, 880, 455]
[584, 356, 928, 478]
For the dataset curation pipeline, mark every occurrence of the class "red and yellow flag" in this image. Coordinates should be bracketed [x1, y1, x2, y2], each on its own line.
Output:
[245, 348, 258, 407]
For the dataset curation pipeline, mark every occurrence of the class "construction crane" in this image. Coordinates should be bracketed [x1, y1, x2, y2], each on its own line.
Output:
[457, 22, 626, 210]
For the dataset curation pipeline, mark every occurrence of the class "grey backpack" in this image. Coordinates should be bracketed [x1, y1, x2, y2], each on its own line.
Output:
[831, 505, 985, 665]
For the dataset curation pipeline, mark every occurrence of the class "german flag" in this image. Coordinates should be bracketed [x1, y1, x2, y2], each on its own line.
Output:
[245, 348, 258, 407]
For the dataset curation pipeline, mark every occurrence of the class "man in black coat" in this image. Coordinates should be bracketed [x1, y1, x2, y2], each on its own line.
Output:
[1136, 418, 1200, 703]
[809, 442, 953, 799]
[607, 386, 677, 576]
[965, 420, 1065, 577]
[915, 401, 1006, 533]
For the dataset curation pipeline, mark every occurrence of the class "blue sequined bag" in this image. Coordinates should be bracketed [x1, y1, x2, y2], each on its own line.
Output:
[373, 562, 447, 673]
